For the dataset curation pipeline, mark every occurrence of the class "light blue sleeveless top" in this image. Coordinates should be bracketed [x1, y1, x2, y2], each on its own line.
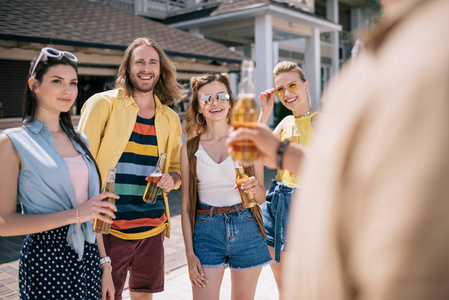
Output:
[3, 119, 100, 260]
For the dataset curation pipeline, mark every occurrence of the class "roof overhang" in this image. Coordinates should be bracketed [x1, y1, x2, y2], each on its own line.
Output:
[0, 34, 243, 65]
[169, 4, 342, 34]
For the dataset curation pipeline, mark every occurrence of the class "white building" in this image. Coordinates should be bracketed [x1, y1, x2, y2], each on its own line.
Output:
[102, 0, 380, 124]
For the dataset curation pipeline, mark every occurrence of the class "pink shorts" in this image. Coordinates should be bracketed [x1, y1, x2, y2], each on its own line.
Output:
[103, 231, 165, 299]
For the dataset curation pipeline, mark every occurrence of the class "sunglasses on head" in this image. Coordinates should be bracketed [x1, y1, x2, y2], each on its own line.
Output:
[199, 92, 230, 106]
[31, 47, 78, 77]
[275, 80, 305, 98]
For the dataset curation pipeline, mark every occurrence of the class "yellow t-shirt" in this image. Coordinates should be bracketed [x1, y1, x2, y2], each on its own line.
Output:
[276, 111, 318, 186]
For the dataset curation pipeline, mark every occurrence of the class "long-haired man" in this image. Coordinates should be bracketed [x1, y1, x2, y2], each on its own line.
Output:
[79, 37, 185, 300]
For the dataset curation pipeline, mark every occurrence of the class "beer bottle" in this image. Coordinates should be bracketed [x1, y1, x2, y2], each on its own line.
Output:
[143, 153, 166, 204]
[289, 125, 300, 178]
[93, 167, 116, 234]
[290, 125, 300, 144]
[234, 161, 257, 208]
[231, 60, 259, 164]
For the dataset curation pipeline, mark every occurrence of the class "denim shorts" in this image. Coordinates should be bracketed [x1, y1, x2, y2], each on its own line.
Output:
[261, 180, 295, 262]
[193, 203, 273, 270]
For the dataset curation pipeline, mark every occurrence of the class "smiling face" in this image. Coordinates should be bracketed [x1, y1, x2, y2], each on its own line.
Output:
[30, 64, 78, 117]
[128, 45, 160, 94]
[197, 81, 231, 123]
[274, 70, 310, 115]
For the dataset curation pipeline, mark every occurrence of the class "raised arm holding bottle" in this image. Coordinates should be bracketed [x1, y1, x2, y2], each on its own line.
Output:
[254, 61, 320, 299]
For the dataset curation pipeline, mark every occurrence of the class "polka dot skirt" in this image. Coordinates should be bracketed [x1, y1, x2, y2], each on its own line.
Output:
[19, 226, 101, 299]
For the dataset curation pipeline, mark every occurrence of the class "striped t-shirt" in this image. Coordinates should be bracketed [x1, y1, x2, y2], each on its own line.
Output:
[109, 115, 167, 240]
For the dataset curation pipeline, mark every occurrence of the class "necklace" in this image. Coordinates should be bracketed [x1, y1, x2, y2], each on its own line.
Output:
[294, 108, 313, 119]
[50, 129, 64, 134]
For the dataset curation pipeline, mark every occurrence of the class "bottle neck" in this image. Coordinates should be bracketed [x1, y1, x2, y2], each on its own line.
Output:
[235, 166, 246, 177]
[104, 181, 115, 192]
[238, 60, 255, 95]
[154, 157, 166, 172]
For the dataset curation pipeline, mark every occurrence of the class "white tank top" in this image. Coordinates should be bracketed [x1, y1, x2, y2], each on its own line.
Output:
[196, 143, 242, 207]
[63, 155, 89, 206]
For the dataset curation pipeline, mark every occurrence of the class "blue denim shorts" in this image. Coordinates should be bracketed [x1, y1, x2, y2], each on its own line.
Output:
[193, 203, 273, 270]
[262, 180, 295, 262]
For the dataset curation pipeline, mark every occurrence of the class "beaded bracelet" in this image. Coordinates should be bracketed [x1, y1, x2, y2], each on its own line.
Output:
[100, 262, 112, 272]
[277, 140, 290, 170]
[76, 207, 81, 230]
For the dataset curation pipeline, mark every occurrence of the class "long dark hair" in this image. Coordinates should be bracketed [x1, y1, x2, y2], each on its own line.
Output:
[24, 51, 102, 187]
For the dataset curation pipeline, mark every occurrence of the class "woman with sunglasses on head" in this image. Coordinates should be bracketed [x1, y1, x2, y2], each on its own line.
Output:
[0, 47, 118, 299]
[257, 60, 319, 299]
[180, 73, 272, 300]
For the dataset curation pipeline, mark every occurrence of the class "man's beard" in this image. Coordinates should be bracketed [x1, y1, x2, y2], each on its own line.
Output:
[130, 73, 159, 93]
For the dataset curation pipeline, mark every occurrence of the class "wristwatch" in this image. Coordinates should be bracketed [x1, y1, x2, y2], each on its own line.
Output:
[99, 256, 111, 265]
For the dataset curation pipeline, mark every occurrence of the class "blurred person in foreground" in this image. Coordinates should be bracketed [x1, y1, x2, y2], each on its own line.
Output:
[227, 0, 449, 299]
[78, 37, 184, 300]
[0, 47, 117, 299]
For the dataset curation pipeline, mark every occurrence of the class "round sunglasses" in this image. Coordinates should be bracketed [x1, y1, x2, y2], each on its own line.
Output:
[31, 47, 78, 76]
[275, 80, 305, 98]
[199, 92, 230, 106]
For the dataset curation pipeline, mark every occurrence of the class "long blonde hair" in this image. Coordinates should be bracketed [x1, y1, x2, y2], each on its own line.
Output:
[185, 73, 235, 139]
[273, 61, 311, 106]
[116, 37, 186, 105]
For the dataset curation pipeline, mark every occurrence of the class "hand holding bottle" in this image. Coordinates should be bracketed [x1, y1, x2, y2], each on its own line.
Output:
[144, 172, 176, 194]
[143, 153, 166, 203]
[238, 176, 259, 195]
[227, 123, 308, 173]
[93, 168, 118, 234]
[234, 161, 257, 208]
[227, 124, 280, 169]
[79, 192, 118, 225]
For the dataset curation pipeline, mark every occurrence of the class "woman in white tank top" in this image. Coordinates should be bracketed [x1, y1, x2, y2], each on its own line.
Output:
[180, 73, 273, 300]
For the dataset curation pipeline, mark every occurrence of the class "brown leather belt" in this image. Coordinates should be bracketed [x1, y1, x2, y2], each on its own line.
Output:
[196, 204, 246, 215]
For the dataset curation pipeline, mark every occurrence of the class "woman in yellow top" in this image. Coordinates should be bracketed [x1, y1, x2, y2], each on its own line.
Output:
[258, 61, 319, 298]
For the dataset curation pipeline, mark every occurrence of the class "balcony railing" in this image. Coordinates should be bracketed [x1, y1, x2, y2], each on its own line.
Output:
[320, 30, 350, 44]
[100, 0, 135, 14]
[100, 0, 314, 19]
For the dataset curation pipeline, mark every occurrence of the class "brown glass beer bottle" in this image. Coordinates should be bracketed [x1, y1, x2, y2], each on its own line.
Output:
[231, 60, 259, 164]
[93, 167, 116, 234]
[290, 125, 300, 144]
[143, 153, 166, 204]
[234, 161, 257, 208]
